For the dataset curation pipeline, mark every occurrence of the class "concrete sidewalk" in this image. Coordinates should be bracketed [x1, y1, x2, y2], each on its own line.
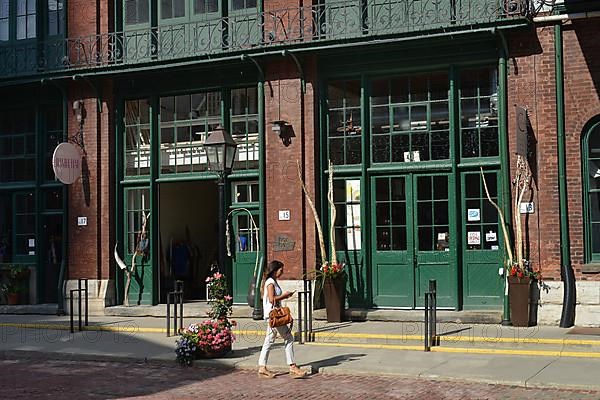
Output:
[1, 314, 600, 391]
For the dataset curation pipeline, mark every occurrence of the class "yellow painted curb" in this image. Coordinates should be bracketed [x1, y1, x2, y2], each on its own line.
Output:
[306, 341, 600, 358]
[310, 331, 600, 346]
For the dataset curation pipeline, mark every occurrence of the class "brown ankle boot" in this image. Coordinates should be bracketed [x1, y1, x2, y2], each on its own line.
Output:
[289, 365, 307, 378]
[258, 367, 276, 378]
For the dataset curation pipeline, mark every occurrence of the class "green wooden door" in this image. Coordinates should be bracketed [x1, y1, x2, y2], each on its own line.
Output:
[231, 209, 260, 304]
[371, 173, 456, 308]
[413, 174, 456, 308]
[371, 175, 413, 307]
[461, 170, 503, 309]
[123, 186, 153, 305]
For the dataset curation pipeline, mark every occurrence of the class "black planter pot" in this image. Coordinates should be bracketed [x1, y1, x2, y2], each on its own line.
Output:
[508, 276, 532, 327]
[323, 276, 344, 323]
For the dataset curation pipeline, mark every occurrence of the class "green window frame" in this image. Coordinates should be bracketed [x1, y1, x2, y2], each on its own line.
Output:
[583, 117, 600, 262]
[44, 105, 62, 182]
[333, 177, 362, 251]
[46, 0, 64, 36]
[415, 175, 449, 252]
[13, 191, 36, 260]
[230, 86, 259, 171]
[124, 0, 150, 26]
[231, 181, 260, 253]
[125, 187, 150, 255]
[370, 72, 450, 164]
[0, 108, 36, 183]
[327, 79, 362, 165]
[16, 0, 36, 40]
[459, 67, 499, 160]
[463, 171, 500, 251]
[374, 176, 407, 251]
[125, 99, 151, 177]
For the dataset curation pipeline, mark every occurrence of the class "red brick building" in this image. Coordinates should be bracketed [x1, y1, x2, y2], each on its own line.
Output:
[0, 0, 599, 327]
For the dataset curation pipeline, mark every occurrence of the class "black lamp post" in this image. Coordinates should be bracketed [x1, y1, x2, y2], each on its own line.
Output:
[203, 125, 237, 273]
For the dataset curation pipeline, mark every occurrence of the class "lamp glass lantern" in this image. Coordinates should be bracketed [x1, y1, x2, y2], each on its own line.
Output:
[204, 125, 237, 175]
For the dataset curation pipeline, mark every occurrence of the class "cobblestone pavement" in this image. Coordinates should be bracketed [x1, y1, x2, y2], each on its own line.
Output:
[2, 358, 600, 400]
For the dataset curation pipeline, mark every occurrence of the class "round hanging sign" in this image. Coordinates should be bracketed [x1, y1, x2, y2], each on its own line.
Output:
[52, 142, 82, 184]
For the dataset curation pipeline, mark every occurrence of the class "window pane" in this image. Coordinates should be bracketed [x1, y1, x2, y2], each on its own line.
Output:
[0, 0, 8, 18]
[17, 16, 26, 39]
[17, 0, 26, 15]
[0, 20, 7, 41]
[161, 0, 172, 19]
[27, 15, 36, 38]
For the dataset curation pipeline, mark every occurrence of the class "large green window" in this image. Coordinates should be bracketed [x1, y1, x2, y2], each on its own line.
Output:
[584, 118, 600, 262]
[0, 108, 36, 183]
[460, 67, 499, 159]
[327, 79, 361, 165]
[370, 72, 449, 164]
[0, 0, 37, 41]
[159, 91, 221, 175]
[125, 99, 151, 177]
[232, 181, 259, 253]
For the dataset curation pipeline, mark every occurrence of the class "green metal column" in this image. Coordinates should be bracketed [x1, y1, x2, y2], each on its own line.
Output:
[498, 42, 512, 325]
[252, 79, 266, 319]
[555, 24, 575, 327]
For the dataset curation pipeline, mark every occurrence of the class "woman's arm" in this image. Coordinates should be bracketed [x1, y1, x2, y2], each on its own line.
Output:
[267, 283, 293, 304]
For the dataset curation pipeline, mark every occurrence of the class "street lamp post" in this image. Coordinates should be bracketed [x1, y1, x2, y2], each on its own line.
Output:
[203, 126, 237, 274]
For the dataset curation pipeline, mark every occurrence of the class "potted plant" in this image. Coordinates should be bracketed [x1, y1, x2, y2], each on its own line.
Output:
[175, 272, 236, 365]
[0, 265, 27, 305]
[481, 152, 541, 327]
[298, 159, 346, 322]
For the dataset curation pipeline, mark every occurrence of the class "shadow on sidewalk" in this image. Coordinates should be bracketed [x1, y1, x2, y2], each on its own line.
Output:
[309, 353, 366, 371]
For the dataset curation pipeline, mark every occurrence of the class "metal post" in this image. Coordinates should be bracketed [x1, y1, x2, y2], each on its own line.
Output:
[297, 291, 303, 344]
[430, 279, 437, 346]
[217, 178, 226, 273]
[70, 290, 74, 333]
[308, 280, 313, 342]
[424, 292, 430, 351]
[303, 288, 308, 344]
[166, 292, 171, 337]
[174, 291, 178, 335]
[77, 280, 82, 332]
[84, 279, 89, 326]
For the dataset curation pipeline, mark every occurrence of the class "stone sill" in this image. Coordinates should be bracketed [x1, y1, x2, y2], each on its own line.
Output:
[582, 263, 600, 274]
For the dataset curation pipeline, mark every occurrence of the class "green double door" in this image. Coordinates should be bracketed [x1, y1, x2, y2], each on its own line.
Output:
[371, 173, 457, 308]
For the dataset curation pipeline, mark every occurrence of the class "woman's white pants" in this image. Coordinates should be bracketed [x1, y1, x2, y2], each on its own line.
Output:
[258, 324, 295, 366]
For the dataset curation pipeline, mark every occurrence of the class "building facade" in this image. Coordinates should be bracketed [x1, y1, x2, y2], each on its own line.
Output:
[0, 0, 599, 326]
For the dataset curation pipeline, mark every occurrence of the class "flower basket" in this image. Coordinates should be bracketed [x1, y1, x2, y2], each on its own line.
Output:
[508, 275, 531, 327]
[175, 272, 236, 366]
[195, 343, 232, 359]
[323, 275, 344, 323]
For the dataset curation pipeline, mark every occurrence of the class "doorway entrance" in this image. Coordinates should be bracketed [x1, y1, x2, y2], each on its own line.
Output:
[370, 173, 457, 308]
[158, 180, 218, 302]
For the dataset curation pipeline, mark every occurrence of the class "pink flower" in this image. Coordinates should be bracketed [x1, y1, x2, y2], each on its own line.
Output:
[205, 276, 212, 283]
[214, 272, 222, 280]
[224, 295, 232, 301]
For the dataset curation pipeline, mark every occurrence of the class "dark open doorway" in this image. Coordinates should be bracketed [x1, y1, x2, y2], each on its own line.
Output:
[158, 180, 218, 302]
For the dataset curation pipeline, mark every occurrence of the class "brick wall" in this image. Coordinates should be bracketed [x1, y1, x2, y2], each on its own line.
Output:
[264, 56, 317, 280]
[508, 19, 600, 282]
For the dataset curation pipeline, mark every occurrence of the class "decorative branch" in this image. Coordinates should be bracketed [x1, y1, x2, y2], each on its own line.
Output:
[327, 160, 337, 266]
[297, 161, 327, 266]
[481, 167, 513, 266]
[114, 211, 150, 306]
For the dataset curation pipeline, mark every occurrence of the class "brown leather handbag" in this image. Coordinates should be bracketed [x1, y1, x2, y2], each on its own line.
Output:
[269, 306, 293, 328]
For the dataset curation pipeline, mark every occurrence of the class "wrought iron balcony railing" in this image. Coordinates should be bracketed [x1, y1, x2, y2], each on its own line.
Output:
[0, 0, 530, 80]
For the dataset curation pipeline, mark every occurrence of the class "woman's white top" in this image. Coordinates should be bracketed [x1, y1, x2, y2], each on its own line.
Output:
[262, 277, 282, 320]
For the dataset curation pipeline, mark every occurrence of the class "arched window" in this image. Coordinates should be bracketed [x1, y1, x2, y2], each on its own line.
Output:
[583, 116, 600, 262]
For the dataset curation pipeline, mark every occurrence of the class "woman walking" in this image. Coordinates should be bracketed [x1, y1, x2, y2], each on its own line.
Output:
[258, 260, 307, 378]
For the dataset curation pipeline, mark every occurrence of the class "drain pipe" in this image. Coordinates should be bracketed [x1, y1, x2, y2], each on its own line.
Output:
[554, 24, 576, 327]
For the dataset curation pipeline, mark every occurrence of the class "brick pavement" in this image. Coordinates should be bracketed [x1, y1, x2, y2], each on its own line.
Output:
[2, 358, 600, 400]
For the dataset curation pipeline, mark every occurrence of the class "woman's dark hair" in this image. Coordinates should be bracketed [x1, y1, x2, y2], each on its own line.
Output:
[265, 260, 284, 279]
